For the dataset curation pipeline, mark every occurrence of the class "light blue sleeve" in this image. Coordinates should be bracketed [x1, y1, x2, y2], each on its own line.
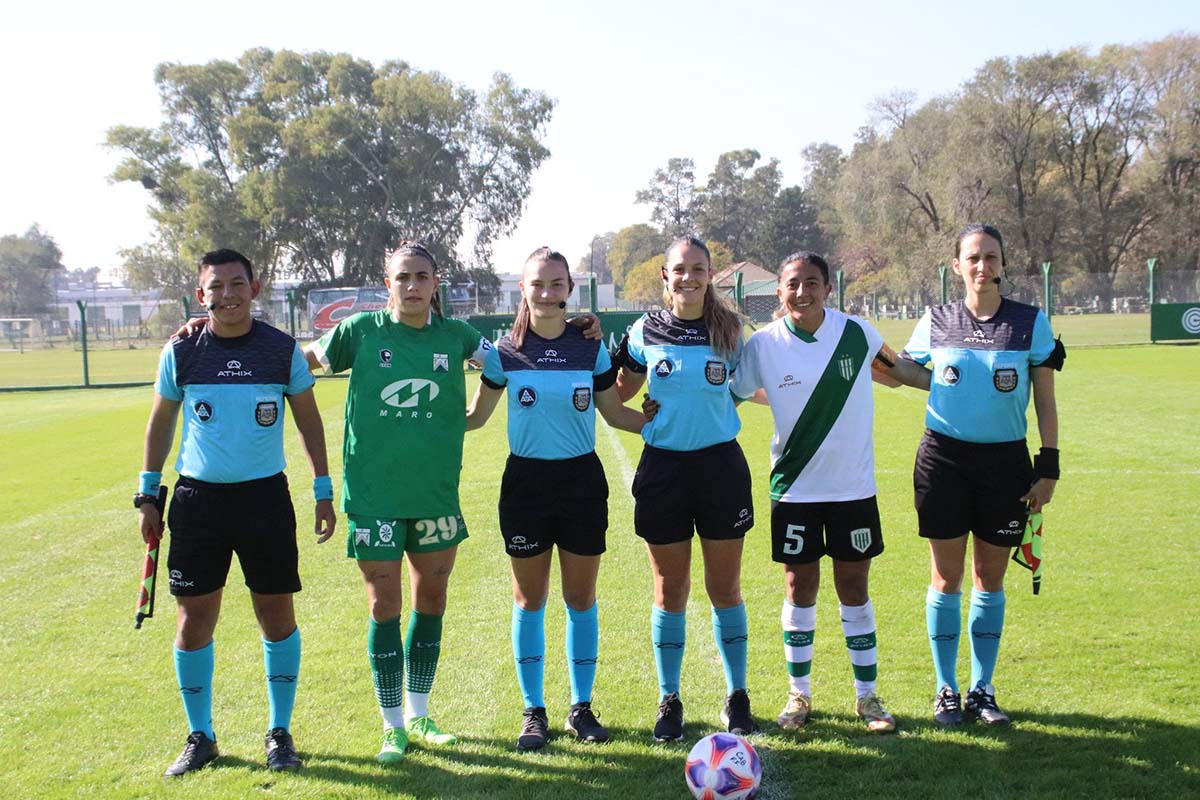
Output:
[154, 342, 182, 400]
[902, 310, 932, 364]
[285, 344, 316, 394]
[593, 345, 612, 376]
[481, 345, 507, 386]
[1030, 310, 1056, 364]
[626, 316, 648, 367]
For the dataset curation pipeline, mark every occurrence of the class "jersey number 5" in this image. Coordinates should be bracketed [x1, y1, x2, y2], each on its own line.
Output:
[783, 524, 805, 555]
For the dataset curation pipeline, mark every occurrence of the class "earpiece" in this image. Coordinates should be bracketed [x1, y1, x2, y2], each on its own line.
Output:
[558, 301, 567, 309]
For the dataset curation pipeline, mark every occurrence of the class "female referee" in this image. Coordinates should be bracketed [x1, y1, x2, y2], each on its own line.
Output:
[901, 223, 1063, 727]
[307, 241, 491, 762]
[466, 247, 648, 751]
[611, 236, 756, 741]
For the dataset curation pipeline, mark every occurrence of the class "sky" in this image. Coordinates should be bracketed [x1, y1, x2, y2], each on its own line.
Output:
[1, 0, 1194, 279]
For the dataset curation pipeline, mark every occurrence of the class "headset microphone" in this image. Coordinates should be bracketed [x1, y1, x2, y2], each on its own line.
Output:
[992, 277, 1002, 285]
[558, 301, 567, 309]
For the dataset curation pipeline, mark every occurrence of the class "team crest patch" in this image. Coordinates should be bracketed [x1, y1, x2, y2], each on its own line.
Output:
[705, 360, 727, 385]
[573, 387, 591, 411]
[942, 365, 961, 385]
[255, 400, 278, 427]
[655, 359, 674, 378]
[433, 352, 449, 372]
[354, 527, 371, 546]
[993, 367, 1018, 392]
[379, 348, 393, 367]
[849, 527, 873, 553]
[838, 354, 856, 381]
[518, 386, 538, 408]
[377, 521, 396, 546]
[193, 400, 213, 422]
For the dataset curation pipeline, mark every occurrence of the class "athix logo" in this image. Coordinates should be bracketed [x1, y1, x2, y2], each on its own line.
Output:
[778, 373, 803, 389]
[217, 359, 253, 377]
[536, 347, 567, 364]
[676, 326, 706, 342]
[168, 569, 195, 588]
[380, 379, 440, 417]
[963, 327, 995, 345]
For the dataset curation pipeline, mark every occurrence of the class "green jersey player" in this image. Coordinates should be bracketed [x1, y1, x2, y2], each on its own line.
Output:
[307, 241, 490, 762]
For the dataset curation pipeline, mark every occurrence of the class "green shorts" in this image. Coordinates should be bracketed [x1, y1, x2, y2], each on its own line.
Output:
[346, 512, 469, 560]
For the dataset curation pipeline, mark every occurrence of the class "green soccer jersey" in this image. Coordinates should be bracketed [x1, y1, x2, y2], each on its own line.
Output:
[313, 310, 490, 519]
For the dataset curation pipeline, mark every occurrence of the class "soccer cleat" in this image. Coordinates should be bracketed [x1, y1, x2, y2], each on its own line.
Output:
[934, 685, 965, 726]
[164, 731, 218, 777]
[720, 688, 760, 735]
[777, 690, 812, 730]
[565, 701, 610, 744]
[966, 684, 1011, 726]
[855, 692, 897, 734]
[264, 727, 302, 771]
[407, 716, 458, 746]
[376, 727, 408, 763]
[518, 706, 550, 750]
[653, 692, 685, 742]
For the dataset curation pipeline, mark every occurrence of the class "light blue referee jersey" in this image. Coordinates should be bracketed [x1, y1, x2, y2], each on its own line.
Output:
[625, 309, 741, 451]
[481, 325, 614, 459]
[155, 321, 315, 482]
[902, 299, 1055, 443]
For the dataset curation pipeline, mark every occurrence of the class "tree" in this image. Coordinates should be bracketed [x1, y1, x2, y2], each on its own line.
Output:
[576, 231, 615, 282]
[693, 149, 781, 261]
[635, 157, 697, 235]
[608, 224, 667, 290]
[0, 225, 63, 315]
[108, 49, 555, 287]
[623, 255, 665, 303]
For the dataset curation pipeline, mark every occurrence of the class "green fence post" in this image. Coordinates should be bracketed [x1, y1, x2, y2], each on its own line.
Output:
[938, 265, 948, 305]
[439, 284, 452, 317]
[1147, 258, 1158, 307]
[872, 291, 878, 321]
[75, 300, 90, 387]
[734, 271, 744, 313]
[286, 289, 297, 338]
[1042, 262, 1054, 319]
[589, 274, 598, 314]
[836, 270, 845, 312]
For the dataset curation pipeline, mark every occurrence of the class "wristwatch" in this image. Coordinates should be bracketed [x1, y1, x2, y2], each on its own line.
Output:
[133, 493, 158, 509]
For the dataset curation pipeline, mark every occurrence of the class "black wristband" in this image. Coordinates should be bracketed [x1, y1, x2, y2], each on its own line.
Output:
[1033, 447, 1060, 480]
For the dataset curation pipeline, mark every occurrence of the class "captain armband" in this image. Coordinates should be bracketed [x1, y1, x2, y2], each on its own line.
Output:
[611, 334, 646, 374]
[870, 343, 898, 374]
[1035, 336, 1066, 371]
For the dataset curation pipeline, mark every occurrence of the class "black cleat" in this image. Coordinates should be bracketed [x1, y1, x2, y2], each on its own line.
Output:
[934, 685, 965, 726]
[265, 726, 302, 771]
[565, 701, 610, 743]
[164, 731, 218, 777]
[518, 706, 550, 750]
[654, 692, 685, 742]
[965, 684, 1011, 726]
[720, 688, 759, 735]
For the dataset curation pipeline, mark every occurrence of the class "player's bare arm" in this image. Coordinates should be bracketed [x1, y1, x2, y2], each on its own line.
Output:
[286, 387, 337, 542]
[595, 385, 647, 433]
[465, 383, 504, 431]
[874, 344, 931, 390]
[139, 393, 180, 543]
[614, 366, 646, 403]
[1021, 366, 1059, 511]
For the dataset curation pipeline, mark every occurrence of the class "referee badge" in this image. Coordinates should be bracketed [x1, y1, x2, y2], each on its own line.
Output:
[517, 386, 538, 408]
[993, 367, 1018, 393]
[655, 359, 674, 378]
[573, 386, 591, 411]
[705, 360, 727, 385]
[255, 400, 278, 427]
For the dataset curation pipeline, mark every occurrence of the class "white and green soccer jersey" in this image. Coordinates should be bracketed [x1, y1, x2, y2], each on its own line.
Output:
[730, 309, 884, 503]
[312, 310, 490, 519]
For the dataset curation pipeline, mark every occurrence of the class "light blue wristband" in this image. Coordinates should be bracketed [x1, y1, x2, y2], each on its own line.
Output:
[313, 475, 334, 502]
[139, 471, 162, 495]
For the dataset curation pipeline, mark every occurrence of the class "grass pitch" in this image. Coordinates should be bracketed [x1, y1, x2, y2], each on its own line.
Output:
[0, 345, 1197, 798]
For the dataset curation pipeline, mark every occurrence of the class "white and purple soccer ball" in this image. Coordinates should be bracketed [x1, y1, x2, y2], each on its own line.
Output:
[684, 732, 762, 800]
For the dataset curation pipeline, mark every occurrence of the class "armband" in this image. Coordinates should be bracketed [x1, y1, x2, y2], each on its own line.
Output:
[871, 343, 897, 373]
[1036, 336, 1066, 371]
[609, 335, 629, 370]
[1033, 447, 1060, 481]
[139, 470, 162, 496]
[313, 475, 334, 502]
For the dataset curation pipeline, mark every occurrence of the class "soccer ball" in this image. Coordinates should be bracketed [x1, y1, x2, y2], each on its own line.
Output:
[684, 732, 761, 800]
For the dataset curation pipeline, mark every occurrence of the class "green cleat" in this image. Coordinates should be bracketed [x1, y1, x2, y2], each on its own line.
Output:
[407, 716, 457, 746]
[376, 727, 409, 763]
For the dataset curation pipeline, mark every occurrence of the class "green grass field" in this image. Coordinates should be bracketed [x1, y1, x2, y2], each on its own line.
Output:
[1, 345, 1198, 799]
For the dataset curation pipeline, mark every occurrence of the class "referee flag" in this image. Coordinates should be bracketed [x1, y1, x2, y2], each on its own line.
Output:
[1012, 511, 1044, 595]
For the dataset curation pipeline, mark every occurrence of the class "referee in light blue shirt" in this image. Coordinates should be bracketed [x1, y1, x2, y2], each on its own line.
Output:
[136, 249, 336, 776]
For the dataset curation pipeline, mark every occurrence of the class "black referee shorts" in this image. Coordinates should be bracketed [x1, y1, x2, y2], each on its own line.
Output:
[499, 451, 609, 558]
[913, 430, 1034, 546]
[632, 439, 754, 544]
[166, 472, 300, 596]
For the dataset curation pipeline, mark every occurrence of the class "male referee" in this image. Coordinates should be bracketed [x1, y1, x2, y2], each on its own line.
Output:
[136, 249, 336, 776]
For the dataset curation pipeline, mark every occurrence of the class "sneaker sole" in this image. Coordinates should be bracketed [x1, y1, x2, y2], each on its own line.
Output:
[777, 716, 807, 730]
